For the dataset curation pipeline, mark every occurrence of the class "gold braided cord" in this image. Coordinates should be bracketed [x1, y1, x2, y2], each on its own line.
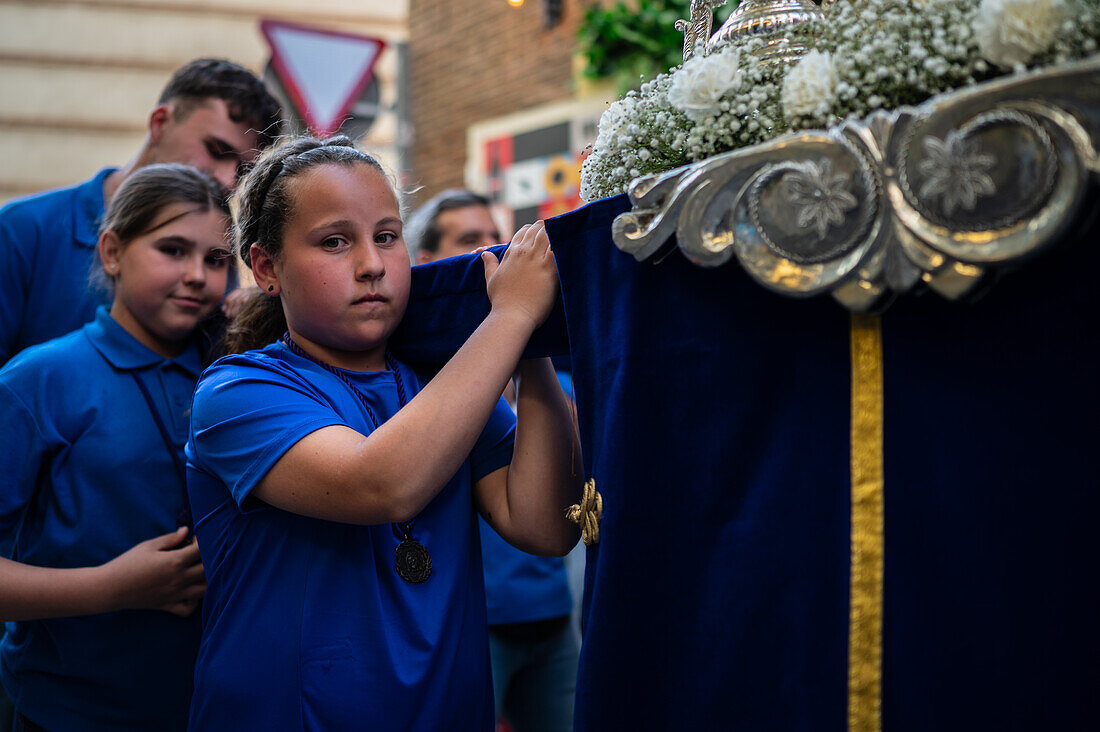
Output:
[848, 313, 885, 732]
[567, 479, 603, 546]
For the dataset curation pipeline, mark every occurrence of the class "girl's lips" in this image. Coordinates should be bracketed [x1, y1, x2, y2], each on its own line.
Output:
[171, 295, 204, 309]
[353, 294, 388, 305]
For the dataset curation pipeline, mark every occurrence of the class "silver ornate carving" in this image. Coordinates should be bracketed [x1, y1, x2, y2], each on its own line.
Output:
[898, 109, 1060, 232]
[676, 0, 728, 61]
[611, 56, 1100, 311]
[780, 159, 859, 240]
[708, 0, 824, 66]
[916, 131, 996, 216]
[676, 0, 825, 65]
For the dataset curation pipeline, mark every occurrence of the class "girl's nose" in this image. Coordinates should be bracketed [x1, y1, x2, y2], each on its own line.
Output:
[356, 244, 386, 280]
[183, 255, 207, 285]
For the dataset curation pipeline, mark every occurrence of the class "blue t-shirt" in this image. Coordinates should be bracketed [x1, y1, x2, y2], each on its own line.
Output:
[186, 342, 516, 731]
[0, 169, 114, 366]
[480, 520, 573, 626]
[0, 306, 202, 731]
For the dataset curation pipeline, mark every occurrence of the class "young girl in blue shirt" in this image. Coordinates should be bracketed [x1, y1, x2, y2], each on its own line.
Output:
[0, 164, 233, 731]
[184, 136, 583, 731]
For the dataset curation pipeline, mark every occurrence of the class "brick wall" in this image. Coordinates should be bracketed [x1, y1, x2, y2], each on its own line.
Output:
[408, 0, 582, 204]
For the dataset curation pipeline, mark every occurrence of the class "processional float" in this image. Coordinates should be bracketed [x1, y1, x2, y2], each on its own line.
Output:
[396, 1, 1100, 729]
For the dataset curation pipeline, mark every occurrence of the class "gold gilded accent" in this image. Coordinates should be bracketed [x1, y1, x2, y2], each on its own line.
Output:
[567, 479, 603, 546]
[953, 262, 983, 277]
[848, 313, 884, 732]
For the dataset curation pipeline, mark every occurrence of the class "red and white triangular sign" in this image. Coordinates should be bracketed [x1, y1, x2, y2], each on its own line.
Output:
[261, 20, 385, 137]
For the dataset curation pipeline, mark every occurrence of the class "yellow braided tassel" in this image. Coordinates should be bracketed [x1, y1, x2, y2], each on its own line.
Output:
[567, 478, 603, 546]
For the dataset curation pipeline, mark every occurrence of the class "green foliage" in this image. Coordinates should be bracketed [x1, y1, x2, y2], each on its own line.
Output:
[577, 1, 737, 93]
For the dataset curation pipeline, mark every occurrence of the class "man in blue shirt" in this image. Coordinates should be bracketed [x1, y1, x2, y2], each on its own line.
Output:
[0, 58, 282, 366]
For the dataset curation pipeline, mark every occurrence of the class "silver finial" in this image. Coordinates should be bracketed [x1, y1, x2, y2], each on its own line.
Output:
[676, 0, 729, 61]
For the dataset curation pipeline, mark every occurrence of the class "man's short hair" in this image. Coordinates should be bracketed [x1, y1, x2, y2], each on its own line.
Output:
[406, 189, 492, 258]
[158, 58, 283, 150]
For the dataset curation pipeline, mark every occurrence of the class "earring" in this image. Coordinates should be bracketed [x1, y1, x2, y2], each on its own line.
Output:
[268, 285, 275, 292]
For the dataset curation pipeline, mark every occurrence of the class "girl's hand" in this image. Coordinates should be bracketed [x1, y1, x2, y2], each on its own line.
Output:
[481, 221, 558, 330]
[100, 527, 206, 617]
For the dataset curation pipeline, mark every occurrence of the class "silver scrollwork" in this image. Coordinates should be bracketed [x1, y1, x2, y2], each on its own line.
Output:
[611, 56, 1100, 311]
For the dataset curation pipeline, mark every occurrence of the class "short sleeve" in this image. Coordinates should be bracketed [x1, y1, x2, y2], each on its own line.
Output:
[469, 397, 516, 482]
[0, 380, 49, 554]
[187, 357, 348, 508]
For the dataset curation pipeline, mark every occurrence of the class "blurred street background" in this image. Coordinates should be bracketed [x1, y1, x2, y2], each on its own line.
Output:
[0, 0, 637, 230]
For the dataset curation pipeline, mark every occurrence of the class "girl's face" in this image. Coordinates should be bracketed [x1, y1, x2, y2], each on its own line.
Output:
[264, 162, 410, 372]
[100, 204, 231, 357]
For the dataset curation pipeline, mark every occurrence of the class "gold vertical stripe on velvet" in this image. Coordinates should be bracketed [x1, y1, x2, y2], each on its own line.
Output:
[848, 312, 885, 732]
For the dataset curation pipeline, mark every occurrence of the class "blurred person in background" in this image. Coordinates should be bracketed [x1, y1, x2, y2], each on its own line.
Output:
[0, 58, 282, 367]
[406, 189, 502, 264]
[409, 189, 580, 732]
[0, 57, 280, 731]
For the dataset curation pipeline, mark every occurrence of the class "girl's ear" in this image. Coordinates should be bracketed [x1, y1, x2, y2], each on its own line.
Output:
[99, 230, 123, 278]
[250, 243, 280, 296]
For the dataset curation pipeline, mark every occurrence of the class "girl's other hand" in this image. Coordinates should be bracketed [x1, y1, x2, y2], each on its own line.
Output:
[100, 526, 206, 617]
[481, 221, 558, 330]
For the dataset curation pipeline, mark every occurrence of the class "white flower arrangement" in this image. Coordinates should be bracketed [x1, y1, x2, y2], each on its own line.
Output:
[580, 0, 1100, 202]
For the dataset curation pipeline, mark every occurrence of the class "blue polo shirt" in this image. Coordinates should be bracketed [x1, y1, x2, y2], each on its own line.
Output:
[0, 306, 203, 731]
[0, 169, 115, 366]
[186, 342, 516, 731]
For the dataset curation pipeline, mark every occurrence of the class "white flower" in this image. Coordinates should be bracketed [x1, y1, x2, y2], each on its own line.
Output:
[973, 0, 1067, 68]
[668, 49, 744, 121]
[781, 50, 840, 121]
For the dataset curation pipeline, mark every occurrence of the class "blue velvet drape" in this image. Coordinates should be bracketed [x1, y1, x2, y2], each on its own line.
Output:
[392, 193, 1100, 730]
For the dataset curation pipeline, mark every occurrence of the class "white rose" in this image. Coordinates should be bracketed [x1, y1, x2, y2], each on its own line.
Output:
[973, 0, 1066, 68]
[781, 50, 839, 121]
[667, 49, 744, 121]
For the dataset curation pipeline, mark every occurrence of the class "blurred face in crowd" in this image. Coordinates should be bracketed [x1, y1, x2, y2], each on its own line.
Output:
[418, 204, 502, 264]
[149, 99, 260, 190]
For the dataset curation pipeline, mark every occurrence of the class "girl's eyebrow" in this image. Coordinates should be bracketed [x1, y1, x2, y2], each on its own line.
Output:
[154, 235, 195, 248]
[141, 207, 206, 236]
[309, 216, 402, 234]
[309, 219, 356, 234]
